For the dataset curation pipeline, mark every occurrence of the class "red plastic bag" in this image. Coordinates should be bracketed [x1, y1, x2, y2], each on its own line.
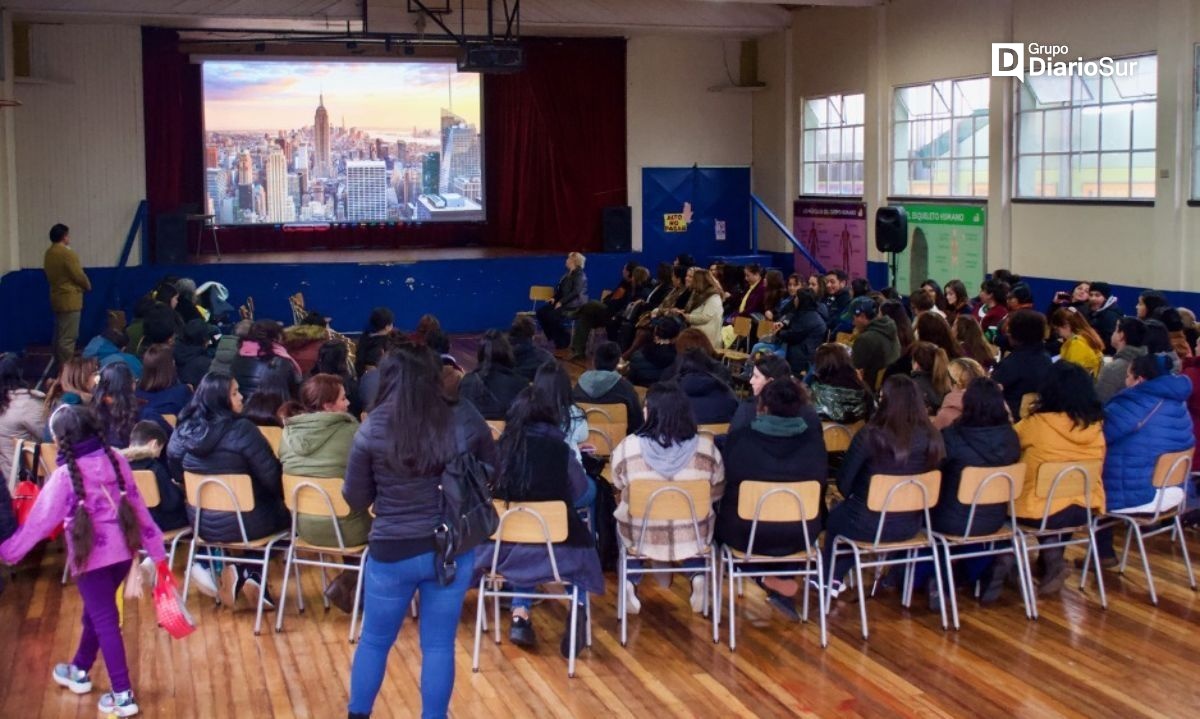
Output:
[153, 562, 195, 640]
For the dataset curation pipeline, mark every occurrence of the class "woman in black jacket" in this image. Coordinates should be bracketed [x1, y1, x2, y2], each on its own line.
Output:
[167, 372, 286, 606]
[231, 320, 302, 400]
[717, 379, 827, 617]
[535, 252, 589, 350]
[675, 348, 738, 425]
[775, 289, 828, 374]
[730, 353, 792, 431]
[343, 344, 497, 719]
[458, 330, 530, 420]
[821, 375, 945, 599]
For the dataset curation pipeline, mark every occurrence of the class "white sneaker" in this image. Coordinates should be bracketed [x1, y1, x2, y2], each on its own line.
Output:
[98, 689, 139, 717]
[189, 564, 218, 598]
[624, 580, 641, 615]
[52, 663, 92, 694]
[689, 575, 707, 614]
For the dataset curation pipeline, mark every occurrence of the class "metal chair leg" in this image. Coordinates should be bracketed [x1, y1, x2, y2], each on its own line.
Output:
[941, 540, 961, 631]
[274, 546, 294, 633]
[1118, 522, 1135, 574]
[1132, 524, 1157, 605]
[349, 559, 366, 643]
[1087, 526, 1108, 609]
[853, 551, 869, 640]
[472, 578, 486, 673]
[1177, 516, 1198, 590]
[815, 553, 828, 648]
[727, 557, 737, 651]
[567, 588, 579, 678]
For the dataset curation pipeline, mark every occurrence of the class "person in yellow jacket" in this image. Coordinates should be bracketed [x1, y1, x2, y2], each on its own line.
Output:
[1009, 362, 1106, 597]
[43, 224, 91, 365]
[1050, 307, 1104, 378]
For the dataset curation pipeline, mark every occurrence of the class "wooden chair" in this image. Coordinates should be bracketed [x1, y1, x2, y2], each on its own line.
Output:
[275, 475, 369, 643]
[162, 414, 178, 428]
[518, 285, 556, 316]
[578, 403, 628, 448]
[1016, 460, 1107, 618]
[829, 471, 947, 639]
[1019, 393, 1039, 420]
[718, 480, 826, 649]
[617, 479, 719, 646]
[697, 423, 731, 440]
[472, 500, 591, 678]
[929, 464, 1034, 629]
[258, 425, 283, 457]
[486, 420, 505, 441]
[181, 472, 289, 635]
[132, 469, 192, 570]
[821, 421, 863, 453]
[730, 316, 754, 352]
[1082, 450, 1196, 605]
[835, 332, 856, 347]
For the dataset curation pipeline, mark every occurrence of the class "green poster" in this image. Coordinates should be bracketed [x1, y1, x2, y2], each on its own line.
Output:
[892, 204, 986, 296]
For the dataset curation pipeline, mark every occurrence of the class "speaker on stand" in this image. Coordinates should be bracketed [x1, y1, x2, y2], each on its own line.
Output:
[602, 205, 632, 253]
[875, 206, 908, 289]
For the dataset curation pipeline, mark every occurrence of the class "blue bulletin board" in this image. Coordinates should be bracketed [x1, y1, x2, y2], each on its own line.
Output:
[642, 167, 751, 263]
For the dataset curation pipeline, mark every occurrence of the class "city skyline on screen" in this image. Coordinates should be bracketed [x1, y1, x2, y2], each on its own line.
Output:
[202, 60, 484, 226]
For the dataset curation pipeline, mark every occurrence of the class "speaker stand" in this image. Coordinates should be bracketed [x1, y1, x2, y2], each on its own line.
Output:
[889, 252, 899, 290]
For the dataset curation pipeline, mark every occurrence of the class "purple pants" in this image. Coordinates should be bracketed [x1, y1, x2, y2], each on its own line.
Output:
[73, 559, 133, 693]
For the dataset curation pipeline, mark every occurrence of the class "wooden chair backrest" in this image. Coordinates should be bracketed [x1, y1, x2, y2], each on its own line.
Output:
[529, 285, 555, 302]
[957, 463, 1026, 505]
[697, 423, 730, 438]
[822, 421, 863, 452]
[486, 420, 505, 441]
[39, 442, 58, 474]
[1152, 450, 1192, 488]
[162, 414, 178, 428]
[736, 480, 822, 522]
[259, 425, 283, 456]
[1034, 461, 1101, 502]
[628, 479, 712, 521]
[835, 331, 855, 347]
[865, 471, 942, 513]
[491, 500, 569, 543]
[132, 469, 161, 508]
[732, 316, 753, 339]
[282, 474, 352, 517]
[1019, 393, 1039, 420]
[184, 472, 257, 513]
[579, 402, 628, 441]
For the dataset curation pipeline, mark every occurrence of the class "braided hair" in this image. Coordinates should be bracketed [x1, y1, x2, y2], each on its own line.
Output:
[91, 362, 140, 447]
[50, 404, 143, 571]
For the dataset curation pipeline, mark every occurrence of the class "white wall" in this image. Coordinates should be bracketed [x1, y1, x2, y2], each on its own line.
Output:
[753, 0, 1200, 293]
[12, 24, 146, 270]
[627, 34, 754, 251]
[752, 30, 793, 252]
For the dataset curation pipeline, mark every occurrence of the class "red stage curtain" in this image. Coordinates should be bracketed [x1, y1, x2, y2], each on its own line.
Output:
[140, 31, 626, 257]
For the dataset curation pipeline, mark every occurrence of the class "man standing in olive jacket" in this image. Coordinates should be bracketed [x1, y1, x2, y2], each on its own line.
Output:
[43, 223, 91, 365]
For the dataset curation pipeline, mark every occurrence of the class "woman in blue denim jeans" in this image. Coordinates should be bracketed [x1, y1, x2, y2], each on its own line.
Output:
[343, 344, 498, 719]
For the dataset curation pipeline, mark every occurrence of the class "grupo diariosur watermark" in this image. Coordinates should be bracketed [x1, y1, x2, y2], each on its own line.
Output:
[991, 43, 1139, 82]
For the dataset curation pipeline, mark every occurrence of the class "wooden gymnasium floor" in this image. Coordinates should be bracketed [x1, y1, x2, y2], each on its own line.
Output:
[2, 338, 1199, 718]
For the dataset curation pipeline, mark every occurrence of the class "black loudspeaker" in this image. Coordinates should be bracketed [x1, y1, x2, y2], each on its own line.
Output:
[602, 205, 632, 253]
[155, 213, 188, 264]
[875, 206, 908, 253]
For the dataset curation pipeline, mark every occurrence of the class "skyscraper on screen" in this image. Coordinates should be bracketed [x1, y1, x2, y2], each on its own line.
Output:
[346, 160, 387, 221]
[314, 94, 332, 178]
[266, 146, 289, 223]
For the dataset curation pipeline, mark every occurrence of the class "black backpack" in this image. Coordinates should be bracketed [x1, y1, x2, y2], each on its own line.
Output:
[432, 424, 498, 585]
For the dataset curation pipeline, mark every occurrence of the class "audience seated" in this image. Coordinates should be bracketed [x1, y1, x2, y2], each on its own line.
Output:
[136, 343, 193, 417]
[0, 353, 45, 475]
[621, 265, 691, 361]
[617, 263, 676, 349]
[424, 328, 465, 401]
[809, 343, 874, 424]
[610, 383, 724, 614]
[1085, 282, 1123, 354]
[242, 364, 297, 427]
[1011, 362, 1106, 595]
[943, 280, 974, 327]
[774, 287, 827, 374]
[481, 386, 602, 657]
[1136, 289, 1170, 321]
[848, 298, 900, 391]
[910, 342, 951, 414]
[44, 356, 97, 421]
[355, 307, 396, 377]
[82, 327, 143, 379]
[91, 362, 168, 448]
[570, 261, 649, 359]
[1095, 353, 1194, 562]
[730, 354, 792, 432]
[888, 313, 962, 380]
[174, 278, 206, 324]
[312, 339, 360, 417]
[1155, 307, 1194, 361]
[933, 357, 987, 429]
[821, 375, 944, 598]
[992, 310, 1053, 419]
[532, 361, 589, 463]
[1050, 308, 1104, 378]
[573, 342, 643, 434]
[175, 319, 216, 388]
[283, 311, 332, 375]
[627, 317, 680, 387]
[458, 330, 529, 420]
[1097, 317, 1147, 402]
[535, 252, 589, 351]
[977, 279, 1010, 332]
[280, 374, 369, 550]
[509, 315, 554, 382]
[822, 270, 853, 336]
[410, 313, 441, 347]
[954, 315, 998, 370]
[168, 373, 286, 604]
[674, 349, 739, 425]
[231, 320, 302, 400]
[674, 269, 724, 348]
[717, 378, 826, 618]
[121, 420, 187, 532]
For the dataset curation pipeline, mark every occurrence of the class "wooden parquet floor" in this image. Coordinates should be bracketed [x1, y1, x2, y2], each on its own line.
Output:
[0, 533, 1198, 718]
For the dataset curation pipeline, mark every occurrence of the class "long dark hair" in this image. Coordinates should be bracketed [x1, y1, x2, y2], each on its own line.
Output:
[91, 362, 140, 447]
[244, 320, 283, 361]
[914, 313, 963, 359]
[476, 329, 515, 378]
[957, 378, 1011, 427]
[866, 375, 944, 467]
[180, 372, 237, 424]
[1033, 362, 1104, 430]
[0, 353, 27, 415]
[880, 300, 915, 352]
[50, 404, 141, 570]
[813, 343, 868, 391]
[314, 340, 352, 380]
[139, 343, 179, 393]
[497, 386, 560, 498]
[378, 344, 456, 475]
[532, 360, 574, 430]
[637, 383, 697, 446]
[242, 365, 294, 427]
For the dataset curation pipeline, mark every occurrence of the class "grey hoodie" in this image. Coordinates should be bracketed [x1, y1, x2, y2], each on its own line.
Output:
[640, 436, 700, 477]
[1096, 344, 1147, 403]
[578, 369, 622, 397]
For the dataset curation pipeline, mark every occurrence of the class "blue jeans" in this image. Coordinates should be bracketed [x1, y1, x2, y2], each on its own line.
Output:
[348, 551, 473, 718]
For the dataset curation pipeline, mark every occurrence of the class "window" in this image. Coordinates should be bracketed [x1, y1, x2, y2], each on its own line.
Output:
[801, 93, 865, 195]
[1016, 54, 1156, 200]
[891, 77, 990, 197]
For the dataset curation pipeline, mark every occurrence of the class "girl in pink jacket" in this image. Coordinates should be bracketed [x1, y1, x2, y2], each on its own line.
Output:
[0, 404, 166, 717]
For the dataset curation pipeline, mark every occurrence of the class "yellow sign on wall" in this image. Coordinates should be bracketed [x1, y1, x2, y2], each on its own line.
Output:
[664, 213, 687, 232]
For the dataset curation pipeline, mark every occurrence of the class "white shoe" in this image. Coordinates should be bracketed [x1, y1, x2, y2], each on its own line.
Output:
[139, 557, 156, 587]
[52, 663, 92, 694]
[689, 575, 706, 614]
[98, 689, 139, 717]
[624, 580, 641, 615]
[189, 564, 218, 598]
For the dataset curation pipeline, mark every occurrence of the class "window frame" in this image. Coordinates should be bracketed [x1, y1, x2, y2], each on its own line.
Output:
[889, 75, 991, 200]
[799, 92, 866, 197]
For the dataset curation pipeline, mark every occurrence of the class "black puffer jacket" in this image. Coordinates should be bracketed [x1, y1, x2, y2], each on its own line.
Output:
[510, 337, 554, 382]
[230, 354, 300, 400]
[174, 343, 213, 388]
[458, 365, 529, 420]
[678, 367, 738, 425]
[777, 307, 827, 374]
[343, 401, 497, 558]
[167, 413, 286, 542]
[933, 423, 1021, 535]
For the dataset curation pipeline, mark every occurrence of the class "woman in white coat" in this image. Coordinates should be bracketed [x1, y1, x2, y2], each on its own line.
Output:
[672, 269, 724, 348]
[0, 354, 46, 482]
